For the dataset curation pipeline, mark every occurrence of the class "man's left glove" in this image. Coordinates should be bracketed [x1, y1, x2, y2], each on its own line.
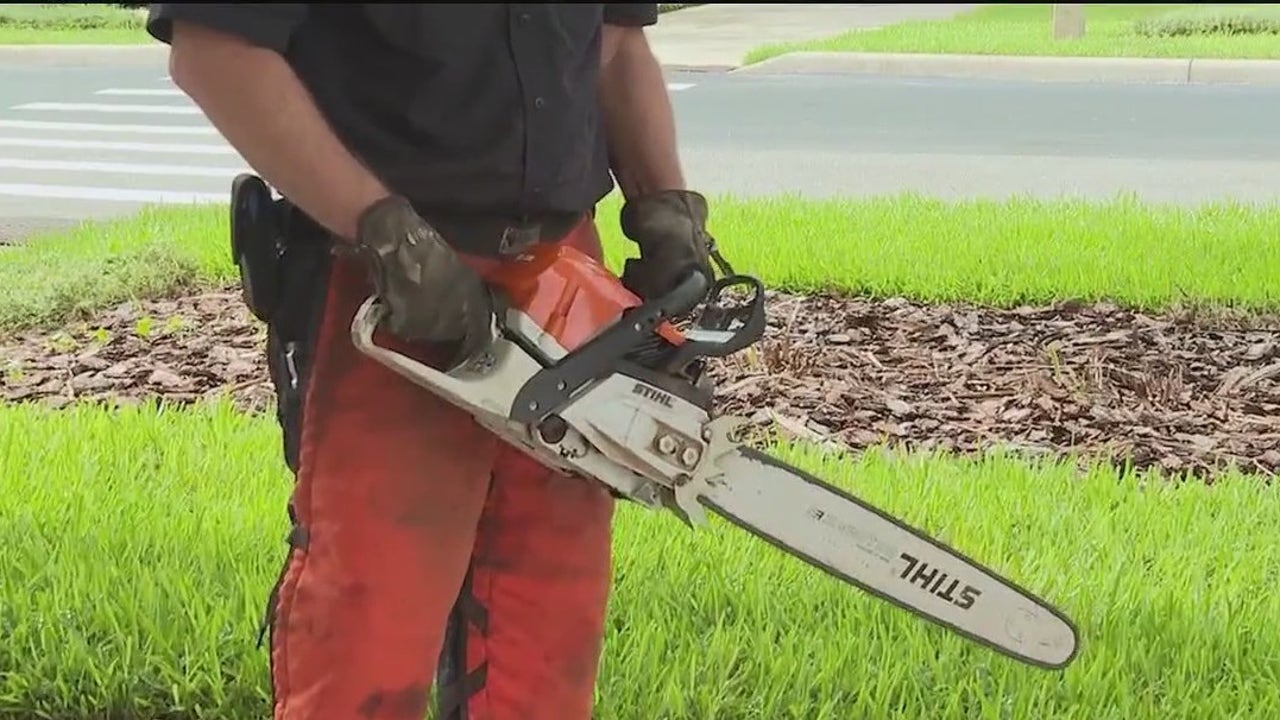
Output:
[619, 189, 718, 301]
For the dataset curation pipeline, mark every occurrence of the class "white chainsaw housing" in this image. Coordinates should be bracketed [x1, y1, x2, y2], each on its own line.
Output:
[350, 297, 730, 522]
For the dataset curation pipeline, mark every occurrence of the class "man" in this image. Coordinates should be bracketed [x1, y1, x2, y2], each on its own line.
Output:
[145, 4, 718, 720]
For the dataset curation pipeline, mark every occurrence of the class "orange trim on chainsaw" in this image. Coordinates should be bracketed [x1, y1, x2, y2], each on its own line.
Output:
[485, 243, 687, 354]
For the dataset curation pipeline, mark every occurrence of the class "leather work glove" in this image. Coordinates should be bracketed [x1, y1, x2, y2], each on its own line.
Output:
[353, 195, 493, 363]
[619, 189, 718, 301]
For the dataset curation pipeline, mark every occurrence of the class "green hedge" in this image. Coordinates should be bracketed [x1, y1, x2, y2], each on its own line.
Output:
[1134, 4, 1280, 37]
[0, 3, 143, 30]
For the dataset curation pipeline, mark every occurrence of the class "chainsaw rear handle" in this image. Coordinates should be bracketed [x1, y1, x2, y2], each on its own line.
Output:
[349, 296, 510, 413]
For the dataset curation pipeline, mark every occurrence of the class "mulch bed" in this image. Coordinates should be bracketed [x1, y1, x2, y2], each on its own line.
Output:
[4, 286, 1279, 479]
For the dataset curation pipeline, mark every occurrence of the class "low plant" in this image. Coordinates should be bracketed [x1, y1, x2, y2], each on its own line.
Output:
[0, 3, 143, 31]
[1134, 4, 1280, 38]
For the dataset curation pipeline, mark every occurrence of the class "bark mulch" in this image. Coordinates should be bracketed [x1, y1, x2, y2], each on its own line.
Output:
[4, 287, 1278, 479]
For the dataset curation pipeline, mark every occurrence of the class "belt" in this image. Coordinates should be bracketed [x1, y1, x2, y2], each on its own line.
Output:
[418, 209, 586, 258]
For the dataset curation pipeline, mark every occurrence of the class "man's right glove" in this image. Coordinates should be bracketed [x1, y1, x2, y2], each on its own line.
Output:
[353, 195, 493, 364]
[618, 189, 718, 301]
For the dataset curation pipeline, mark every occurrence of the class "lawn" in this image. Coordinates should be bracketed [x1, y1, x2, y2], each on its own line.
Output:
[2, 193, 1280, 718]
[745, 4, 1280, 65]
[5, 192, 1280, 335]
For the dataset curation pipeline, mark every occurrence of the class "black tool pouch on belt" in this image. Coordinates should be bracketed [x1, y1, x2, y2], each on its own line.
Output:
[230, 173, 332, 473]
[230, 174, 287, 323]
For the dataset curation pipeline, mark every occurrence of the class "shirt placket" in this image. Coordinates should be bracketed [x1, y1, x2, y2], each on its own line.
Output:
[509, 5, 552, 213]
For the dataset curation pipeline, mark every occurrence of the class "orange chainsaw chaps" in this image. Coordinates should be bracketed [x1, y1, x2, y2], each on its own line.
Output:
[270, 219, 622, 720]
[484, 243, 687, 354]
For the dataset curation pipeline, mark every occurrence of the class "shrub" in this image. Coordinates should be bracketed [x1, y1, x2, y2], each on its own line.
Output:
[0, 3, 144, 31]
[1133, 4, 1280, 37]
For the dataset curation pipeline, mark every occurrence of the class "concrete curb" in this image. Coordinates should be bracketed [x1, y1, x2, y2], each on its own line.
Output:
[661, 63, 736, 73]
[733, 51, 1280, 86]
[0, 44, 167, 66]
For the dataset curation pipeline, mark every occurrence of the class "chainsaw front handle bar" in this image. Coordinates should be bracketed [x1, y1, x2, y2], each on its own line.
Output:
[349, 265, 708, 422]
[508, 267, 711, 425]
[350, 260, 770, 432]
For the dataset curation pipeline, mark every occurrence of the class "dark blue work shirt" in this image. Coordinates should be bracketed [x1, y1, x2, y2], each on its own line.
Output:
[146, 3, 659, 223]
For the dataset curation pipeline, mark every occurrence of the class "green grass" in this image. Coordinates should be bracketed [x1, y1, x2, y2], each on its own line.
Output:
[745, 4, 1280, 65]
[0, 3, 146, 45]
[1, 399, 1277, 719]
[5, 193, 1280, 337]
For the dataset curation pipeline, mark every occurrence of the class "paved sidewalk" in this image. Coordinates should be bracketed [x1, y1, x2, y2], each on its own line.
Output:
[734, 52, 1280, 86]
[647, 3, 979, 70]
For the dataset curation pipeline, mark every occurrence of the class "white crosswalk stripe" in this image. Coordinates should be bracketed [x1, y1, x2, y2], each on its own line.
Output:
[95, 88, 188, 97]
[13, 102, 205, 115]
[0, 77, 698, 211]
[0, 158, 249, 177]
[0, 119, 219, 135]
[0, 183, 228, 204]
[0, 137, 235, 154]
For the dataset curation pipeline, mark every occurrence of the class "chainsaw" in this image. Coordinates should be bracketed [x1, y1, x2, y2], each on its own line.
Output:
[348, 237, 1080, 671]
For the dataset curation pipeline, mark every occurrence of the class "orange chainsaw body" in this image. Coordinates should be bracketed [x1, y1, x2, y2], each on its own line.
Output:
[483, 242, 687, 354]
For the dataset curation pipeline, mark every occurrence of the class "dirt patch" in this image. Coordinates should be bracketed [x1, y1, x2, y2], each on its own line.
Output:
[1, 290, 276, 413]
[3, 287, 1279, 478]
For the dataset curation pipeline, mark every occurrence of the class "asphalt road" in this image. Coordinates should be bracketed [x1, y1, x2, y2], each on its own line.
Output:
[2, 59, 1279, 241]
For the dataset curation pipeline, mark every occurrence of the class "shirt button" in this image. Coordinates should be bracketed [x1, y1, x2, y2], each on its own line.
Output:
[518, 12, 530, 25]
[533, 97, 545, 109]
